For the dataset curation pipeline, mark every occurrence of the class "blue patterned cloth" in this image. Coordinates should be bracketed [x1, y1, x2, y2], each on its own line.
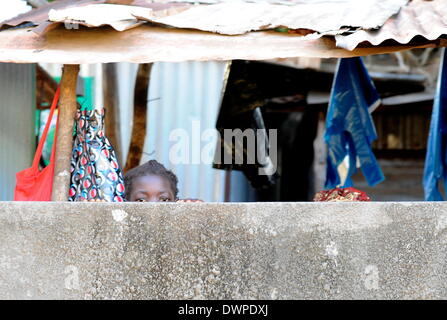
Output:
[423, 49, 447, 201]
[324, 57, 384, 189]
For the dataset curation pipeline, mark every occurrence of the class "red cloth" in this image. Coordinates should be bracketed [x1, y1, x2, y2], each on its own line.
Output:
[313, 187, 371, 202]
[14, 87, 60, 201]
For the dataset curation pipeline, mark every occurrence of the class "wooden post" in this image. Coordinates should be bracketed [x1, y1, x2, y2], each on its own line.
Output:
[51, 64, 80, 201]
[103, 63, 122, 164]
[124, 63, 152, 172]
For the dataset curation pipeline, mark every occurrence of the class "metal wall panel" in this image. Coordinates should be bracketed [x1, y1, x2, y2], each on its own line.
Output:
[0, 63, 35, 200]
[41, 61, 254, 202]
[116, 61, 253, 202]
[144, 61, 227, 201]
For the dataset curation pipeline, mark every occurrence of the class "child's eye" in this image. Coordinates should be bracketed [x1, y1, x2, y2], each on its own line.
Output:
[136, 198, 146, 202]
[160, 197, 170, 202]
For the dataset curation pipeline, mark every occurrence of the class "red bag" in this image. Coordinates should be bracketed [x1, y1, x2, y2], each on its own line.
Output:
[14, 87, 60, 201]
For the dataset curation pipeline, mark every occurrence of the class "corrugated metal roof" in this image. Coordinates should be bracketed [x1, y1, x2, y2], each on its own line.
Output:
[0, 0, 190, 31]
[0, 0, 445, 63]
[47, 2, 191, 32]
[45, 0, 408, 35]
[152, 0, 407, 34]
[0, 0, 97, 29]
[49, 4, 151, 31]
[0, 24, 437, 64]
[336, 0, 447, 50]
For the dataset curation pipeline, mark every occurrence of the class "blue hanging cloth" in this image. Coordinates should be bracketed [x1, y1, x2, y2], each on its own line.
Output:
[423, 48, 447, 201]
[324, 57, 384, 189]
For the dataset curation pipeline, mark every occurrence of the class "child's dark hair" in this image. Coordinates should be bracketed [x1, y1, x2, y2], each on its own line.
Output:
[124, 160, 179, 200]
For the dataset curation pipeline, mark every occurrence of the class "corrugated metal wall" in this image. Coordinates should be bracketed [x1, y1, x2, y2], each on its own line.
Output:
[117, 61, 254, 201]
[40, 61, 255, 202]
[145, 61, 227, 201]
[0, 63, 35, 200]
[115, 62, 136, 161]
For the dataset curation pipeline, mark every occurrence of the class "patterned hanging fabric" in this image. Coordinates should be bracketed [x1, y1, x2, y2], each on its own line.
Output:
[313, 187, 371, 202]
[423, 48, 447, 201]
[69, 108, 125, 202]
[324, 57, 384, 189]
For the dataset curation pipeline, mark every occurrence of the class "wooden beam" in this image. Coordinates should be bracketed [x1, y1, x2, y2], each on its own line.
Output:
[36, 64, 58, 110]
[103, 63, 122, 164]
[51, 64, 80, 201]
[124, 63, 152, 172]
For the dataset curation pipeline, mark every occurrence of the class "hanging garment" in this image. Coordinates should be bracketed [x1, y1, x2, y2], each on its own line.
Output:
[213, 60, 278, 190]
[69, 108, 125, 202]
[324, 57, 384, 189]
[423, 49, 447, 201]
[14, 87, 60, 201]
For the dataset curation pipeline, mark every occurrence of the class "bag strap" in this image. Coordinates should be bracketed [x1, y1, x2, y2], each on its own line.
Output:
[32, 86, 61, 169]
[48, 106, 60, 165]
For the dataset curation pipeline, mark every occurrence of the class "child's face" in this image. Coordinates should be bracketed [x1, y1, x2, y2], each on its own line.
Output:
[128, 174, 175, 202]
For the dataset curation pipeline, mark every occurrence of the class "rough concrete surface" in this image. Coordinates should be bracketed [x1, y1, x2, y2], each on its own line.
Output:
[0, 201, 446, 299]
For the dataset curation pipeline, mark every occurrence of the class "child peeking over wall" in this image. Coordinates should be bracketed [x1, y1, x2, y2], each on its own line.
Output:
[124, 160, 202, 203]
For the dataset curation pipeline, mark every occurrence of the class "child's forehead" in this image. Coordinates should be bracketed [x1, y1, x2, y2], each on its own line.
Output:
[132, 174, 173, 191]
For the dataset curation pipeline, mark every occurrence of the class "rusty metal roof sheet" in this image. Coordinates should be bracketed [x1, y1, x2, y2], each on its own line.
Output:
[149, 0, 408, 35]
[0, 0, 98, 29]
[0, 0, 190, 31]
[48, 4, 152, 31]
[336, 0, 447, 50]
[47, 2, 191, 31]
[44, 0, 408, 35]
[0, 0, 445, 64]
[0, 24, 438, 64]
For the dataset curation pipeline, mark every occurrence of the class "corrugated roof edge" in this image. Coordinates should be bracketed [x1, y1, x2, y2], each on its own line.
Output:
[0, 24, 440, 64]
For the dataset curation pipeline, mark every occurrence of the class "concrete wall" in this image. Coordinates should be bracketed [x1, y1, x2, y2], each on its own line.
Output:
[0, 201, 446, 299]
